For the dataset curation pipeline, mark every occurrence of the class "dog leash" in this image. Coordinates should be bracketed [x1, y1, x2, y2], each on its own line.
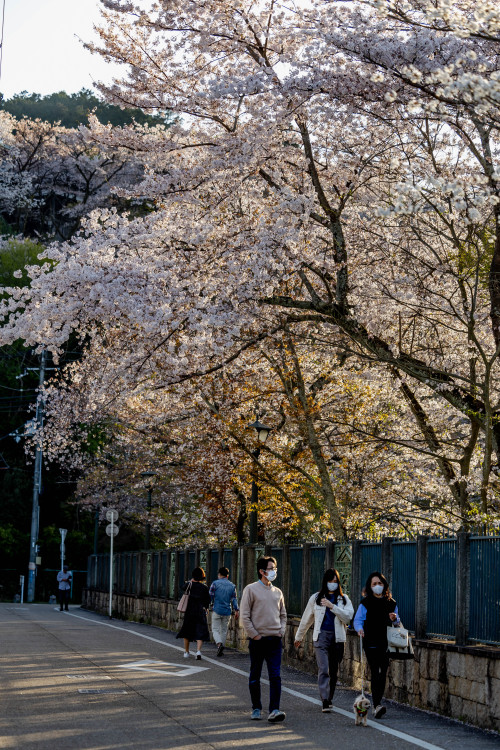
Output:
[359, 633, 365, 698]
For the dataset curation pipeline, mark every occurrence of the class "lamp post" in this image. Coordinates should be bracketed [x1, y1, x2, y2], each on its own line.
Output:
[141, 471, 157, 550]
[248, 418, 272, 544]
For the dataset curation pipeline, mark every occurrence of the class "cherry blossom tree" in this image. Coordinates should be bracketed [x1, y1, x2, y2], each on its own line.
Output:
[2, 0, 500, 539]
[0, 111, 148, 238]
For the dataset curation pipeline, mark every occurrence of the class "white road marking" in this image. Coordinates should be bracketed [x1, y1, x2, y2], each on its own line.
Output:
[78, 688, 128, 694]
[65, 611, 444, 750]
[118, 658, 209, 676]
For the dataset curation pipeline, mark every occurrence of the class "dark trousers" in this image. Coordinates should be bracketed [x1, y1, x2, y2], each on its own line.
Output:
[364, 645, 389, 707]
[248, 635, 282, 712]
[313, 630, 344, 701]
[58, 589, 70, 610]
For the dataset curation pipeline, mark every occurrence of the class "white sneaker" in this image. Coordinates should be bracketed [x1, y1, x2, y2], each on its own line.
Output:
[183, 652, 190, 659]
[196, 651, 202, 660]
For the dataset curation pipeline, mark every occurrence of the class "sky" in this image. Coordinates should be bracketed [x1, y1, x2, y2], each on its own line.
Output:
[0, 0, 124, 99]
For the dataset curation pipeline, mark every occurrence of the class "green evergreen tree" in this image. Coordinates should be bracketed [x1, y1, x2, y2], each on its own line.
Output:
[0, 89, 172, 128]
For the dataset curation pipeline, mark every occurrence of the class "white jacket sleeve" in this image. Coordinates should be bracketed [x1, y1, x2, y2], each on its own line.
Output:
[295, 594, 316, 642]
[331, 594, 354, 625]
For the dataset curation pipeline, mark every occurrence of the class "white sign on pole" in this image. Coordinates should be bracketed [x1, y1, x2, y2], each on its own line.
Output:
[106, 510, 119, 523]
[106, 523, 119, 537]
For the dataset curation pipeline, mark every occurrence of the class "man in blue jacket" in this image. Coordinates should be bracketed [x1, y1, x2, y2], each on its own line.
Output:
[209, 566, 239, 656]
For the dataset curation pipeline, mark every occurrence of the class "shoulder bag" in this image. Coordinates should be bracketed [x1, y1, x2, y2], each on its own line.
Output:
[177, 581, 192, 613]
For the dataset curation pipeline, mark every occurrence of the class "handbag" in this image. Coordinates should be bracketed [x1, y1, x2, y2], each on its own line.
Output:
[177, 581, 192, 612]
[387, 622, 414, 660]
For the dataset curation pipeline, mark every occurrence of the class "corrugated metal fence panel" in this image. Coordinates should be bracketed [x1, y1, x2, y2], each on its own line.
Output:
[271, 548, 283, 590]
[178, 552, 185, 595]
[188, 551, 196, 577]
[392, 542, 416, 631]
[360, 544, 382, 589]
[96, 555, 102, 588]
[161, 552, 168, 598]
[87, 556, 95, 588]
[132, 554, 138, 594]
[288, 547, 303, 615]
[124, 554, 131, 593]
[309, 547, 326, 594]
[145, 553, 152, 596]
[152, 552, 160, 596]
[469, 537, 500, 644]
[169, 552, 175, 598]
[210, 550, 219, 578]
[224, 549, 233, 575]
[101, 555, 109, 590]
[427, 539, 456, 637]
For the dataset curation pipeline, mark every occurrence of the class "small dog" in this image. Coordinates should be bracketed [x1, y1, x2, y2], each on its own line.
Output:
[353, 694, 371, 726]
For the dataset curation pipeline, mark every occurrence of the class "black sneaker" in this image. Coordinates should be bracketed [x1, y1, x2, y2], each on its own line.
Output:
[268, 710, 286, 723]
[374, 705, 386, 719]
[216, 643, 224, 657]
[322, 700, 332, 713]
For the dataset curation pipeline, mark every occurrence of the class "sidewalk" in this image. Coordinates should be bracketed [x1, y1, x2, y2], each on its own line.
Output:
[0, 603, 498, 750]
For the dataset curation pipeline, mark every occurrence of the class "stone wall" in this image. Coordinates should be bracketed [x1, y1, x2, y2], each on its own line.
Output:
[82, 589, 500, 732]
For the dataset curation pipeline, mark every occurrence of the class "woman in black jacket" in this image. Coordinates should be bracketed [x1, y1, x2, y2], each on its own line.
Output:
[177, 567, 211, 660]
[353, 571, 399, 718]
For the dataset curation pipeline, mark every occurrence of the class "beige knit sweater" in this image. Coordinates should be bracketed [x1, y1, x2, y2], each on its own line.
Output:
[239, 580, 287, 639]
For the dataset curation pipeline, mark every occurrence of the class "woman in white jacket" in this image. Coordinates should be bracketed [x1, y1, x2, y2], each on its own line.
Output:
[294, 568, 354, 712]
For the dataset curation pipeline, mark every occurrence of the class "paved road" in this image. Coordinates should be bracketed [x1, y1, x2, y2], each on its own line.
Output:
[0, 603, 498, 750]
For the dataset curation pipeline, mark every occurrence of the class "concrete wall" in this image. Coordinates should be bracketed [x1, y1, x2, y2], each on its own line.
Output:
[82, 589, 500, 732]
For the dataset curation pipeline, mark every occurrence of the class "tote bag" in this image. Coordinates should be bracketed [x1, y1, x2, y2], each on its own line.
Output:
[387, 622, 414, 660]
[177, 581, 192, 612]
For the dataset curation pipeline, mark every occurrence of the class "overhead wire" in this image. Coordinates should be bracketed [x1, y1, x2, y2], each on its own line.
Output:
[0, 0, 5, 84]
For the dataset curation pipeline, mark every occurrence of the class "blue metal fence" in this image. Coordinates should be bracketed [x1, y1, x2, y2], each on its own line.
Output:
[392, 542, 416, 631]
[87, 532, 500, 646]
[271, 548, 283, 589]
[288, 547, 303, 616]
[224, 549, 233, 574]
[178, 552, 185, 596]
[188, 551, 196, 576]
[152, 553, 159, 595]
[360, 543, 382, 589]
[427, 538, 456, 637]
[210, 549, 218, 578]
[469, 536, 500, 644]
[161, 553, 168, 597]
[309, 546, 326, 594]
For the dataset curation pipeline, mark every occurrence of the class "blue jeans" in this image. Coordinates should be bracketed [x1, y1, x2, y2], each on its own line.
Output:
[248, 635, 282, 712]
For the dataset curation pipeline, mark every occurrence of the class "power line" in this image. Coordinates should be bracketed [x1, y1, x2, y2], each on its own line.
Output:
[0, 0, 5, 84]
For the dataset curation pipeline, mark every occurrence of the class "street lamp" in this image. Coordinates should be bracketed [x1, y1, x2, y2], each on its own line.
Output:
[248, 418, 272, 544]
[141, 470, 157, 550]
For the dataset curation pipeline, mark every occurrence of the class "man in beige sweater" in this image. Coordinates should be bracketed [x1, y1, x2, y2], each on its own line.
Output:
[239, 556, 286, 723]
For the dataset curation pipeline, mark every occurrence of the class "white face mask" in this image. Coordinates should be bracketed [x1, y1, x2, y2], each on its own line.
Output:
[265, 569, 277, 582]
[372, 584, 384, 595]
[327, 582, 338, 592]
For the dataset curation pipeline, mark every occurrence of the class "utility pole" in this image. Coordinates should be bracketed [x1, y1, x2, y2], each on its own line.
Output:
[27, 349, 46, 603]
